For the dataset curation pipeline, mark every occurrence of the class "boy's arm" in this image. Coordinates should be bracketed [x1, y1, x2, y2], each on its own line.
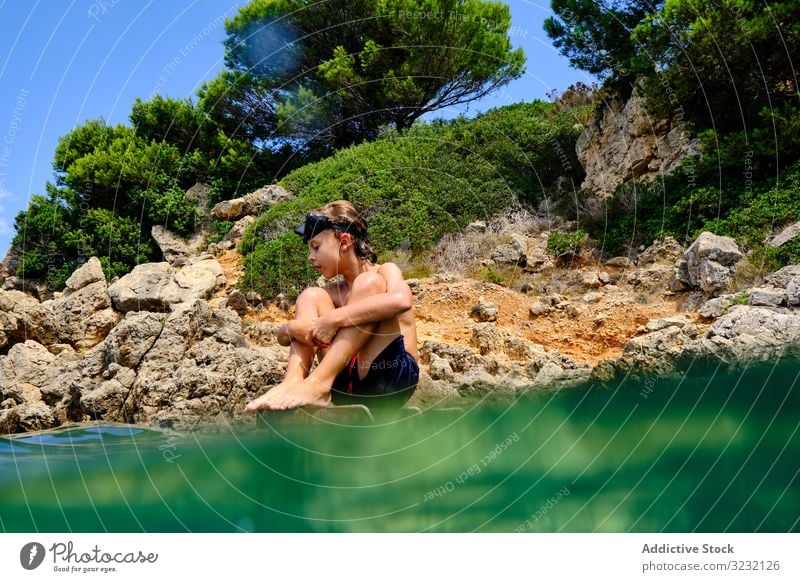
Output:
[277, 319, 315, 346]
[313, 263, 412, 343]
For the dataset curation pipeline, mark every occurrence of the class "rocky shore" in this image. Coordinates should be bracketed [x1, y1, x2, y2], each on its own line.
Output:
[2, 188, 799, 434]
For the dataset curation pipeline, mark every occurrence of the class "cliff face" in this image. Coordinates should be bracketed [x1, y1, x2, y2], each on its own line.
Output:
[576, 94, 700, 197]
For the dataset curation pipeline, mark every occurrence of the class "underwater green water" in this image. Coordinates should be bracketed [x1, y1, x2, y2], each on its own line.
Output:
[1, 360, 798, 532]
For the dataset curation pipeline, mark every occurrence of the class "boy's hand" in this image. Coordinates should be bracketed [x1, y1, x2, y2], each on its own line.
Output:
[311, 313, 337, 347]
[288, 319, 316, 345]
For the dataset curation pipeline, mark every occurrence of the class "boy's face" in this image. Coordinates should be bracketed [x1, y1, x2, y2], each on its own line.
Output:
[307, 229, 342, 279]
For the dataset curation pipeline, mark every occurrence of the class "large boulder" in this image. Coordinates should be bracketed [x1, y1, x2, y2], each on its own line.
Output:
[47, 258, 119, 349]
[64, 256, 105, 291]
[0, 289, 57, 349]
[108, 262, 175, 312]
[210, 184, 293, 221]
[0, 340, 56, 403]
[108, 257, 225, 313]
[129, 300, 282, 427]
[671, 232, 743, 295]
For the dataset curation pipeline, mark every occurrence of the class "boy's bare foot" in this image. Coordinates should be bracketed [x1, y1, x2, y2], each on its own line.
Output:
[244, 377, 332, 412]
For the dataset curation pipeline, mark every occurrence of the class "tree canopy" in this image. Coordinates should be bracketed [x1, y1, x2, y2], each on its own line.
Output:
[208, 0, 526, 148]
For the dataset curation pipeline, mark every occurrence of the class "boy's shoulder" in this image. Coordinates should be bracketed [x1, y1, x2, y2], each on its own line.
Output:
[376, 261, 408, 281]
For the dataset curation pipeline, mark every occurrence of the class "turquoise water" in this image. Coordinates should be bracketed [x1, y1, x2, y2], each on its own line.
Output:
[1, 360, 798, 532]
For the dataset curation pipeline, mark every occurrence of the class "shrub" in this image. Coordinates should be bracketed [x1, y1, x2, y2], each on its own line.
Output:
[239, 102, 585, 299]
[546, 230, 588, 258]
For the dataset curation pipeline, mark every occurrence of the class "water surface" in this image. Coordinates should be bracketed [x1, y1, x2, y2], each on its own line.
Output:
[1, 360, 798, 532]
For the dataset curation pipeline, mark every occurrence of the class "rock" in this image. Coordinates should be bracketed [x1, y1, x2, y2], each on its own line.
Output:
[102, 312, 166, 369]
[47, 343, 77, 357]
[471, 323, 509, 355]
[529, 362, 592, 391]
[465, 221, 487, 234]
[621, 325, 691, 376]
[576, 94, 700, 197]
[151, 225, 207, 267]
[582, 292, 603, 304]
[606, 257, 633, 269]
[788, 280, 800, 307]
[698, 306, 800, 363]
[645, 315, 692, 332]
[222, 215, 256, 243]
[162, 256, 226, 309]
[1, 276, 48, 300]
[34, 299, 286, 429]
[582, 272, 601, 288]
[769, 221, 800, 248]
[49, 277, 120, 350]
[245, 290, 264, 305]
[243, 322, 280, 347]
[598, 271, 610, 284]
[0, 340, 56, 403]
[748, 287, 785, 307]
[628, 264, 674, 291]
[421, 341, 485, 374]
[108, 258, 226, 313]
[81, 371, 136, 421]
[64, 256, 105, 292]
[428, 354, 454, 381]
[470, 299, 498, 322]
[529, 302, 552, 317]
[638, 237, 684, 266]
[225, 289, 248, 316]
[0, 289, 58, 349]
[698, 294, 739, 319]
[625, 237, 687, 292]
[765, 265, 800, 289]
[491, 234, 528, 266]
[108, 262, 175, 312]
[524, 234, 554, 273]
[672, 232, 743, 295]
[0, 402, 57, 433]
[210, 184, 293, 221]
[185, 182, 213, 220]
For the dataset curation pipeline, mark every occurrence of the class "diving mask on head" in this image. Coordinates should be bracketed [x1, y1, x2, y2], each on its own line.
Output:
[294, 212, 365, 243]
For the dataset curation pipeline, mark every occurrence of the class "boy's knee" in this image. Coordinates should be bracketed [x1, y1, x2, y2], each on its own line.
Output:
[351, 272, 386, 297]
[297, 286, 332, 305]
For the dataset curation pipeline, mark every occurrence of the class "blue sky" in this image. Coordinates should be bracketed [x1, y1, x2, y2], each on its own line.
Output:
[0, 0, 592, 257]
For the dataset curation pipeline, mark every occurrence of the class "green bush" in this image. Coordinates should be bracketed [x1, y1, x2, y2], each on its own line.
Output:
[546, 230, 588, 258]
[239, 102, 585, 300]
[239, 232, 318, 301]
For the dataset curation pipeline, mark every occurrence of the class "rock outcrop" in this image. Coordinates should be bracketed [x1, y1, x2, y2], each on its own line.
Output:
[151, 225, 208, 267]
[210, 184, 293, 221]
[576, 94, 701, 197]
[670, 232, 743, 294]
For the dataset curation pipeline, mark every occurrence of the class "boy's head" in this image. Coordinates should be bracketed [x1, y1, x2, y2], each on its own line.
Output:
[294, 200, 376, 262]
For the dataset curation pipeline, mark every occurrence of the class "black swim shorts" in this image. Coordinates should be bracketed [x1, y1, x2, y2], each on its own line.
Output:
[331, 335, 419, 409]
